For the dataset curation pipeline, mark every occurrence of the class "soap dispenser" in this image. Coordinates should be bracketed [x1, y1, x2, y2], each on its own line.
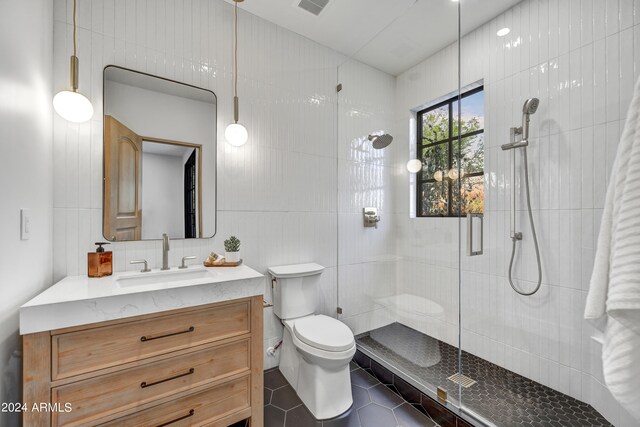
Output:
[88, 242, 112, 278]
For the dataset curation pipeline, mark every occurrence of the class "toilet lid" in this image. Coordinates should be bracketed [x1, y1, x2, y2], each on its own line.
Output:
[293, 315, 354, 352]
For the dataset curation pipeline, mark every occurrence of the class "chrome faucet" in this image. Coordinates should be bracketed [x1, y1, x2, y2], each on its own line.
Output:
[161, 233, 170, 270]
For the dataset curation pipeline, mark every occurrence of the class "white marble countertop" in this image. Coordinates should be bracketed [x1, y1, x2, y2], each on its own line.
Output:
[20, 265, 265, 335]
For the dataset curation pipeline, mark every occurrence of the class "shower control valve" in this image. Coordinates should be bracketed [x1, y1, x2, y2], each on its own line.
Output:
[363, 207, 380, 228]
[511, 231, 523, 241]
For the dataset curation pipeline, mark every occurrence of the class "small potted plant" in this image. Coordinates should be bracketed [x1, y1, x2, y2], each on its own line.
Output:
[224, 236, 241, 263]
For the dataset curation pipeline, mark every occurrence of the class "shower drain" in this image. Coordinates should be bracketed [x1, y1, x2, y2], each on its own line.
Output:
[447, 373, 477, 388]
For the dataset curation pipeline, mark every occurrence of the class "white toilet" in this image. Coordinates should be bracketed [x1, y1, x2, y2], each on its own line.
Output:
[268, 263, 356, 420]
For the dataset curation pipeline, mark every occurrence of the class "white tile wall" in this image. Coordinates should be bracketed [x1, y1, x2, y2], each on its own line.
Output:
[53, 0, 400, 372]
[393, 0, 638, 424]
[52, 0, 346, 370]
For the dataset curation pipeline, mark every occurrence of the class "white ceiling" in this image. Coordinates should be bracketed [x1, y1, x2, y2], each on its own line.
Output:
[143, 141, 194, 157]
[105, 66, 216, 104]
[228, 0, 521, 76]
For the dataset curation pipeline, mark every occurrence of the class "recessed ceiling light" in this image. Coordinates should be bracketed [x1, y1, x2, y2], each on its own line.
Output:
[497, 27, 511, 37]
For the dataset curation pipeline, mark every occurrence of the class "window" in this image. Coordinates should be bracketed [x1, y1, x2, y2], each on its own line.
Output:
[416, 86, 484, 217]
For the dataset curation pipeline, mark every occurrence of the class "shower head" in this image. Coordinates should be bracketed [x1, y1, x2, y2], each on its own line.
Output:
[521, 98, 540, 142]
[523, 98, 539, 115]
[368, 134, 394, 149]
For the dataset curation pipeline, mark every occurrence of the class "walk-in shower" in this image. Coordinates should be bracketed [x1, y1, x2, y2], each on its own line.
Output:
[338, 0, 629, 425]
[500, 98, 542, 296]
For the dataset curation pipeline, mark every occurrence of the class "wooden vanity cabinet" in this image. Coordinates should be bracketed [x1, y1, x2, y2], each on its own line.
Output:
[23, 296, 263, 427]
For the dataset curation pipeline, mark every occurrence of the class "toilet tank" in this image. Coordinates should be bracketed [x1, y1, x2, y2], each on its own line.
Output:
[268, 263, 325, 320]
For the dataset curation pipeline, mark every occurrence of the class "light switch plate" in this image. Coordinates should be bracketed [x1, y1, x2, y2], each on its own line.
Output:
[20, 208, 31, 240]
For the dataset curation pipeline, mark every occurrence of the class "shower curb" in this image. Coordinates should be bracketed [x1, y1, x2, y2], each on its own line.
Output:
[353, 349, 477, 427]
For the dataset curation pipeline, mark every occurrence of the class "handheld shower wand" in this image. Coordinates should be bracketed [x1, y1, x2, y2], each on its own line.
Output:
[521, 97, 539, 143]
[501, 98, 542, 296]
[501, 98, 539, 151]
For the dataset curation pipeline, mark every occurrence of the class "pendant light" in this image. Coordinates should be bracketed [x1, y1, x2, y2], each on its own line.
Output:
[225, 0, 248, 146]
[53, 0, 93, 123]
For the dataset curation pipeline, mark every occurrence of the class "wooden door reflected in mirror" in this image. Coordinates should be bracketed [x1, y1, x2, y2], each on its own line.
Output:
[102, 66, 216, 241]
[104, 116, 142, 241]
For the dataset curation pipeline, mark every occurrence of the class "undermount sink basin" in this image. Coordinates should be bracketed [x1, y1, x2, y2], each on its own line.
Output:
[116, 266, 213, 287]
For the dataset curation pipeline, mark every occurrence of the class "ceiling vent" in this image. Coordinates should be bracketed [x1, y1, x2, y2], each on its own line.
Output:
[297, 0, 330, 16]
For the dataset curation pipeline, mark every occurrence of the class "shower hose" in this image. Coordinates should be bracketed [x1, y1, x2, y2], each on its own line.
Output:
[507, 147, 542, 296]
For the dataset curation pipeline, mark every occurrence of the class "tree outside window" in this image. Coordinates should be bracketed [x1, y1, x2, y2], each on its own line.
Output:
[416, 87, 484, 217]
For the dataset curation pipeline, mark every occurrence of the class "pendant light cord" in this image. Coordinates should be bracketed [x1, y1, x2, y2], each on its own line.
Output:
[234, 0, 238, 98]
[225, 0, 246, 144]
[233, 0, 239, 123]
[69, 0, 80, 92]
[73, 0, 77, 58]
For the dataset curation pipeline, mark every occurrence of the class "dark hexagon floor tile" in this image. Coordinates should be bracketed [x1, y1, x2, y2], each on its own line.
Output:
[351, 368, 380, 389]
[264, 388, 272, 405]
[323, 407, 362, 427]
[357, 322, 613, 427]
[369, 384, 404, 409]
[264, 369, 289, 390]
[357, 403, 398, 427]
[284, 404, 321, 427]
[353, 384, 372, 409]
[393, 402, 436, 427]
[264, 404, 285, 427]
[271, 385, 302, 411]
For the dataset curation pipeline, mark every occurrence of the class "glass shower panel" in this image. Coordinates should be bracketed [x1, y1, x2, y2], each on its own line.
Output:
[337, 0, 463, 415]
[458, 0, 624, 425]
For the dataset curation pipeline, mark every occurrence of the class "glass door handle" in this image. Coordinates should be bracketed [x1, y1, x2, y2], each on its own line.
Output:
[467, 213, 484, 256]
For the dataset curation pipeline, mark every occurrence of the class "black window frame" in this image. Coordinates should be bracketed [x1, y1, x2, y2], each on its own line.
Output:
[416, 86, 484, 217]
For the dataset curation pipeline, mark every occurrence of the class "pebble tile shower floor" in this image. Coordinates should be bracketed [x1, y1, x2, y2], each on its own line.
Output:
[263, 363, 438, 427]
[356, 322, 612, 427]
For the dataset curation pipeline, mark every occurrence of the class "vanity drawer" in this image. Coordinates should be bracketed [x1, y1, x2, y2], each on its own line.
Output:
[52, 300, 250, 380]
[51, 338, 251, 426]
[98, 375, 250, 427]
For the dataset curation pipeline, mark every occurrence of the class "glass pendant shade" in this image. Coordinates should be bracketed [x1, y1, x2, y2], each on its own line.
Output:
[225, 122, 248, 146]
[53, 90, 93, 123]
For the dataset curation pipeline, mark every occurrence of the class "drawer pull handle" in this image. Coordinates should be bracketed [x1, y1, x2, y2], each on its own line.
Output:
[141, 368, 195, 388]
[140, 326, 195, 342]
[156, 409, 195, 427]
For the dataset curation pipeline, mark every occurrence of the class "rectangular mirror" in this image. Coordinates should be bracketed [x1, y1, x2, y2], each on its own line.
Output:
[103, 66, 216, 241]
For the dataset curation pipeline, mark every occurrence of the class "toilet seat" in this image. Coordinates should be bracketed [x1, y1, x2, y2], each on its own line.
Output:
[292, 315, 354, 352]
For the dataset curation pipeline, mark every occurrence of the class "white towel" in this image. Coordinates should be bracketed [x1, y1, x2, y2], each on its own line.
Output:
[585, 76, 640, 421]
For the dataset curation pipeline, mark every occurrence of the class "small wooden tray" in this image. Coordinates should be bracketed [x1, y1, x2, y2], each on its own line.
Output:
[203, 259, 243, 267]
